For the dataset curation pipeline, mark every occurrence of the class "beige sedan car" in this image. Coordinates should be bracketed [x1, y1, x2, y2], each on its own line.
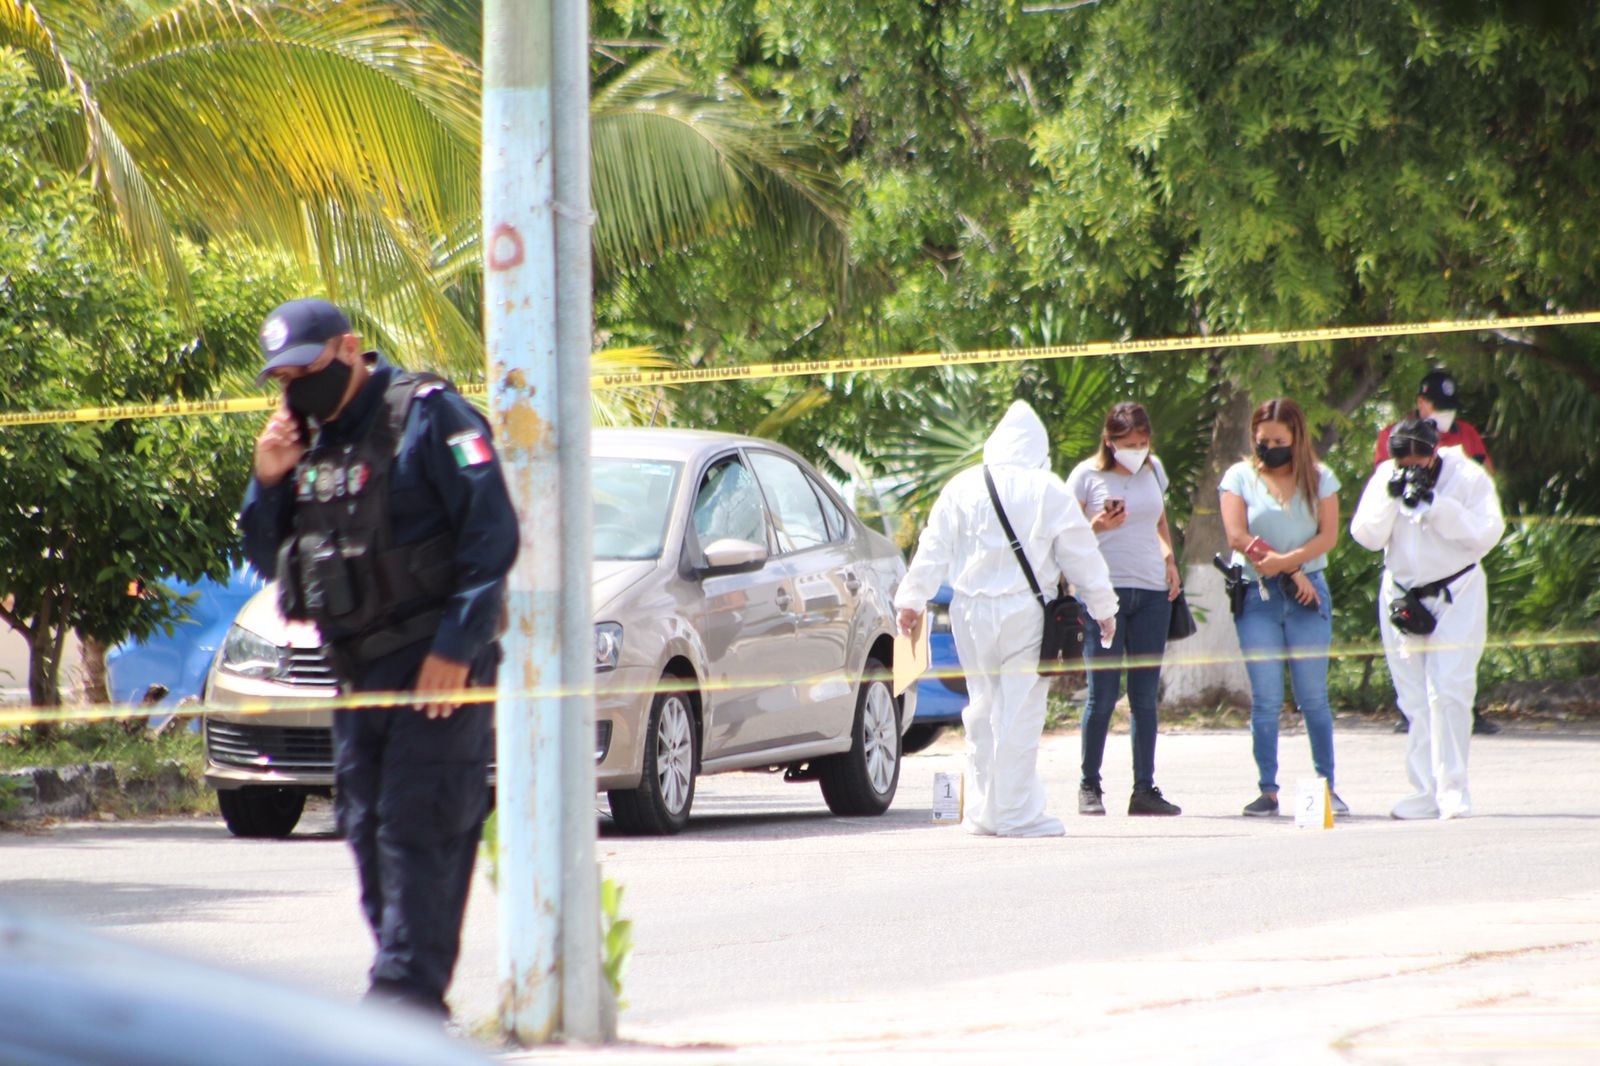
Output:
[203, 428, 916, 836]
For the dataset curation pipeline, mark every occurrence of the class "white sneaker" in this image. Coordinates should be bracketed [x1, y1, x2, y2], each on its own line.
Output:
[1391, 794, 1440, 820]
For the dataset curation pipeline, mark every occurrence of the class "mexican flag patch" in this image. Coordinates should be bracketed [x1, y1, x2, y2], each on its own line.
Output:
[448, 431, 493, 468]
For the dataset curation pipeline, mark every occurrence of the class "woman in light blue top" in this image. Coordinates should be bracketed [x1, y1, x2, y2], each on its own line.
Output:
[1218, 397, 1344, 818]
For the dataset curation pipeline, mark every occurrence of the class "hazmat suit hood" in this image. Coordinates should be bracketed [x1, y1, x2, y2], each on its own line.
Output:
[982, 401, 1050, 471]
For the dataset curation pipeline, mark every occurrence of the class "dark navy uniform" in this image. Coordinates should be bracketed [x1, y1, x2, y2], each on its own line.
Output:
[241, 357, 518, 1016]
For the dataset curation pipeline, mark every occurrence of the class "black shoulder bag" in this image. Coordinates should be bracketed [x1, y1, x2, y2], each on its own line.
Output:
[983, 467, 1084, 675]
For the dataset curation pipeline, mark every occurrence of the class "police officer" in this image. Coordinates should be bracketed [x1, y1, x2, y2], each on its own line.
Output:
[240, 298, 518, 1019]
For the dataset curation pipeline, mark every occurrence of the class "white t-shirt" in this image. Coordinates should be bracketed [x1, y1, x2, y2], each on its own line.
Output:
[1065, 455, 1170, 591]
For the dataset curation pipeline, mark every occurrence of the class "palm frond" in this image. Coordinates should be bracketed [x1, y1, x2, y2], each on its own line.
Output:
[103, 0, 480, 235]
[592, 346, 675, 426]
[592, 54, 844, 277]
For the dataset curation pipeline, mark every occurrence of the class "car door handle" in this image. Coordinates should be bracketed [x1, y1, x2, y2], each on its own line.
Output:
[843, 571, 862, 595]
[774, 588, 793, 611]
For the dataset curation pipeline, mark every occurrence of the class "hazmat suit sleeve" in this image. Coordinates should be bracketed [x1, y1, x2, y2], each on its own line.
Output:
[1349, 461, 1401, 551]
[894, 487, 958, 612]
[1045, 480, 1118, 621]
[1424, 462, 1505, 559]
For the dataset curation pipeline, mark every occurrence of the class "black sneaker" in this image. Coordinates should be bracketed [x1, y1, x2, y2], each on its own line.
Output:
[1393, 716, 1409, 733]
[1473, 712, 1501, 736]
[1129, 786, 1181, 816]
[1078, 783, 1105, 816]
[1242, 793, 1279, 817]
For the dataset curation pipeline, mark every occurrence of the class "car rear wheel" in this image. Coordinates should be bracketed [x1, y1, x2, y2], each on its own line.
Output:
[607, 687, 697, 835]
[217, 787, 306, 839]
[901, 723, 946, 755]
[819, 659, 901, 816]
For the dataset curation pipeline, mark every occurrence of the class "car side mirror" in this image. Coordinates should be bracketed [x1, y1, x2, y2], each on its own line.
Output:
[700, 537, 768, 575]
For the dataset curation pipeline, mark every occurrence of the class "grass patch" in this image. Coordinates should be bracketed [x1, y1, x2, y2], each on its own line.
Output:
[0, 719, 215, 819]
[0, 719, 204, 773]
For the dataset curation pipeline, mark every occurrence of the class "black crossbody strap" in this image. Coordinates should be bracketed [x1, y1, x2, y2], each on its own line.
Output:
[1405, 562, 1478, 602]
[983, 466, 1047, 609]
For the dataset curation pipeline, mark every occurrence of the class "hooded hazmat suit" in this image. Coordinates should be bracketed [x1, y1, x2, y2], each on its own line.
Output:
[1350, 446, 1504, 819]
[895, 402, 1119, 836]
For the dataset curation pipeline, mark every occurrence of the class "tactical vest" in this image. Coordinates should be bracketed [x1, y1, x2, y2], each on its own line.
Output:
[276, 371, 461, 666]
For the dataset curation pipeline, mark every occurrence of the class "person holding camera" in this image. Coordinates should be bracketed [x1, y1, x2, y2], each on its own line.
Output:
[895, 401, 1119, 838]
[240, 298, 518, 1019]
[1219, 398, 1346, 818]
[1374, 367, 1500, 734]
[1065, 402, 1183, 817]
[1351, 415, 1505, 820]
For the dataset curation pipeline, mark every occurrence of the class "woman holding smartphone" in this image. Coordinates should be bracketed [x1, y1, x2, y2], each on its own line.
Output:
[1219, 397, 1345, 817]
[1066, 402, 1183, 816]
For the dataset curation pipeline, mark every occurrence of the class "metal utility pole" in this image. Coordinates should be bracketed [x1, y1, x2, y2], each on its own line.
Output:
[483, 0, 607, 1045]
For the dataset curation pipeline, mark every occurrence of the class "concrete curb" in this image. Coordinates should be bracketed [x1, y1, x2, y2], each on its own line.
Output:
[0, 760, 197, 823]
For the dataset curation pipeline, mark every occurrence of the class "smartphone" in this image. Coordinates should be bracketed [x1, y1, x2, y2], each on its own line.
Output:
[1104, 496, 1126, 516]
[1244, 535, 1271, 563]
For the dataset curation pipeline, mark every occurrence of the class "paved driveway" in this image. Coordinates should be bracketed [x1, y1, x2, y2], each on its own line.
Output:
[4, 724, 1599, 1062]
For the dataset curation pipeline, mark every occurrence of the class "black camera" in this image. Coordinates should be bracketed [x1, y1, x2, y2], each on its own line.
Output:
[1386, 463, 1437, 509]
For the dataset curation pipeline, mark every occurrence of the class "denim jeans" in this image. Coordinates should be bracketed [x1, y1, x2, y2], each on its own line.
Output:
[1081, 586, 1172, 792]
[1233, 570, 1335, 794]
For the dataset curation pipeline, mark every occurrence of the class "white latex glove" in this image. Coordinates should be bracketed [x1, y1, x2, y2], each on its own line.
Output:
[1097, 616, 1117, 649]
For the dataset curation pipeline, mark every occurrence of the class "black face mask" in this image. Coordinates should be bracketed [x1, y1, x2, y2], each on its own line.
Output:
[285, 358, 353, 423]
[1255, 441, 1294, 469]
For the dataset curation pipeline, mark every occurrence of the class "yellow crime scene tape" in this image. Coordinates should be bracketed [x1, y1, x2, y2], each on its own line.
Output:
[4, 309, 1600, 428]
[4, 308, 1599, 731]
[1, 629, 1595, 731]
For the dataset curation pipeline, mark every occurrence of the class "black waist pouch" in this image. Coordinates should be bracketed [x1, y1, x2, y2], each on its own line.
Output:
[1389, 587, 1437, 635]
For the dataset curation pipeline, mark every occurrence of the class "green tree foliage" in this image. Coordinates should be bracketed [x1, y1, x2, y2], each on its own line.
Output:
[0, 49, 296, 707]
[1018, 0, 1600, 433]
[600, 1, 1600, 692]
[1, 0, 844, 378]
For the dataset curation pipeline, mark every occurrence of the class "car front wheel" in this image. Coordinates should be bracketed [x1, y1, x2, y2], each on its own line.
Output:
[819, 659, 901, 816]
[607, 686, 697, 835]
[217, 787, 306, 839]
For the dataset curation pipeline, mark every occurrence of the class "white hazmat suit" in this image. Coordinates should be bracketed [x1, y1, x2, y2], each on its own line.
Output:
[1350, 446, 1504, 819]
[895, 402, 1118, 836]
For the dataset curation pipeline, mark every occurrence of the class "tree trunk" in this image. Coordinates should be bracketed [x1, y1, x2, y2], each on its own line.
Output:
[27, 588, 64, 709]
[1162, 354, 1253, 706]
[80, 635, 111, 704]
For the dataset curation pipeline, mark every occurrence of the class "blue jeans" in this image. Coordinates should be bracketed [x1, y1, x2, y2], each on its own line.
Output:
[1233, 570, 1335, 794]
[1081, 587, 1172, 792]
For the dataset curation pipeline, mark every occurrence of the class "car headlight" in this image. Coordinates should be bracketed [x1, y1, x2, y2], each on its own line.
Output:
[216, 624, 287, 680]
[594, 622, 623, 673]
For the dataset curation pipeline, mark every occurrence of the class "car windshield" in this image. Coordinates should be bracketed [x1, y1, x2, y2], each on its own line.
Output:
[592, 458, 681, 560]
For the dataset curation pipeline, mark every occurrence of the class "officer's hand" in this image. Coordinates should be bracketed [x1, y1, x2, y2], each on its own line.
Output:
[415, 653, 471, 719]
[896, 607, 922, 637]
[253, 402, 308, 487]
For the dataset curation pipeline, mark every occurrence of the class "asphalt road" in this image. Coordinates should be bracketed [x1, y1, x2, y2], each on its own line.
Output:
[4, 722, 1600, 1060]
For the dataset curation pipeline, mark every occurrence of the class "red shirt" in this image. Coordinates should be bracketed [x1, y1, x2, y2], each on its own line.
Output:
[1374, 418, 1494, 472]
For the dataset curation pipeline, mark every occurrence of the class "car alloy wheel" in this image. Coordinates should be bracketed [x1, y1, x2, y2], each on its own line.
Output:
[654, 692, 695, 817]
[607, 682, 698, 835]
[861, 681, 898, 796]
[818, 658, 901, 816]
